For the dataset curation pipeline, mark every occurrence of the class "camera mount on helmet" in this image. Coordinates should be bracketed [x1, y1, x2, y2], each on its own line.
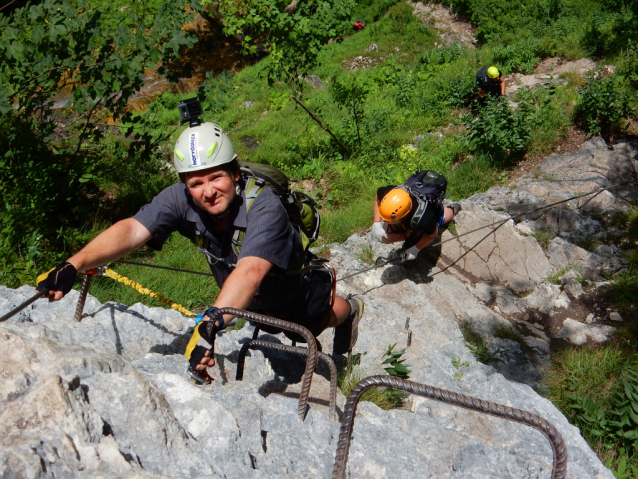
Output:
[178, 97, 203, 127]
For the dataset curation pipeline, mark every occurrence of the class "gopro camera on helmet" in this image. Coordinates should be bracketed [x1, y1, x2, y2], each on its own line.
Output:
[178, 97, 203, 126]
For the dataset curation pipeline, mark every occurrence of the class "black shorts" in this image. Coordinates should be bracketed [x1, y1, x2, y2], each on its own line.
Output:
[248, 266, 334, 340]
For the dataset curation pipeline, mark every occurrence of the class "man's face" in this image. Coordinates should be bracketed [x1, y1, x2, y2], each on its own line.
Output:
[184, 166, 239, 217]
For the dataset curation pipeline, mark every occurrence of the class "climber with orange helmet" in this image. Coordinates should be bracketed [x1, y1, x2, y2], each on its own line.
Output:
[373, 170, 461, 261]
[475, 65, 505, 98]
[353, 19, 365, 31]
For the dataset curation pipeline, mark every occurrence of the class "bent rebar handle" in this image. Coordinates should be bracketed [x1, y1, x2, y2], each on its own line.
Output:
[236, 339, 337, 421]
[74, 274, 93, 322]
[332, 375, 567, 479]
[208, 308, 318, 420]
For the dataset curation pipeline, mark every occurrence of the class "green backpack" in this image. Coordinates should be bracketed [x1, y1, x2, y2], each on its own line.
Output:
[232, 161, 321, 260]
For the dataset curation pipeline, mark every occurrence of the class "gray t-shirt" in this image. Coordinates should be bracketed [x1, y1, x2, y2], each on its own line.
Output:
[133, 182, 306, 311]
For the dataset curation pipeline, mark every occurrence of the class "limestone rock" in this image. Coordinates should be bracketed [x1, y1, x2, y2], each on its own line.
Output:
[441, 206, 552, 293]
[609, 312, 624, 322]
[564, 279, 585, 299]
[301, 75, 326, 89]
[556, 319, 615, 345]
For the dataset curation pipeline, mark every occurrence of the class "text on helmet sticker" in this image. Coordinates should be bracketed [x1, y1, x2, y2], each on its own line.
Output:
[189, 132, 200, 166]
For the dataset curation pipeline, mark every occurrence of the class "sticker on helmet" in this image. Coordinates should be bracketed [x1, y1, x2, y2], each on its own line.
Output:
[189, 132, 200, 166]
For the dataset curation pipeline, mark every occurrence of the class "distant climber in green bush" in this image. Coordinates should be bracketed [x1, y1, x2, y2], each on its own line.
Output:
[476, 66, 506, 98]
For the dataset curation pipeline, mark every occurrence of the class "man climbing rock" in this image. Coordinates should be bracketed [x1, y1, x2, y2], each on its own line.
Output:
[37, 118, 363, 384]
[373, 170, 460, 261]
[476, 65, 506, 98]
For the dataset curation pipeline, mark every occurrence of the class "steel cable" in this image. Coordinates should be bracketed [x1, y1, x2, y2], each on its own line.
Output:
[337, 179, 634, 283]
[332, 375, 567, 479]
[236, 339, 337, 421]
[208, 308, 318, 420]
[43, 179, 628, 288]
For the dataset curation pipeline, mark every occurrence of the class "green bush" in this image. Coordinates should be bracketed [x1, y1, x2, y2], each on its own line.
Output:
[445, 75, 476, 107]
[351, 0, 403, 24]
[491, 38, 541, 74]
[415, 44, 466, 73]
[574, 74, 633, 136]
[0, 0, 196, 258]
[464, 97, 530, 161]
[617, 42, 638, 91]
[514, 84, 572, 154]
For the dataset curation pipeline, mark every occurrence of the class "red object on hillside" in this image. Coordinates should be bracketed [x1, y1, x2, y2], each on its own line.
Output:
[353, 19, 365, 31]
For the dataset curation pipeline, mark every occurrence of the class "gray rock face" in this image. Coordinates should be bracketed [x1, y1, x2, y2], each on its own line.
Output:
[301, 74, 326, 89]
[2, 138, 634, 479]
[0, 281, 610, 479]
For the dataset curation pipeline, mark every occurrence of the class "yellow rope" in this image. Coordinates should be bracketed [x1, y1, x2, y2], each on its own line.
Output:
[103, 268, 195, 317]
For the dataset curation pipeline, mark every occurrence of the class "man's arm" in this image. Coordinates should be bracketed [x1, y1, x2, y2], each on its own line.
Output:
[195, 255, 272, 370]
[45, 218, 152, 301]
[210, 255, 273, 324]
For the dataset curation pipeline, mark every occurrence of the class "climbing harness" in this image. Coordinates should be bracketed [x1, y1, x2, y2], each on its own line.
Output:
[332, 375, 567, 479]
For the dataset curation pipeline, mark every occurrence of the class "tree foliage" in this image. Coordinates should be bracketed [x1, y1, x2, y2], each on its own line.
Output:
[0, 0, 198, 251]
[331, 73, 371, 149]
[214, 0, 353, 154]
[215, 0, 353, 94]
[464, 97, 530, 161]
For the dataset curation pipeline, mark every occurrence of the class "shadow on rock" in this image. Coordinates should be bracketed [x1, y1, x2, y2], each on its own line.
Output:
[379, 239, 442, 287]
[149, 332, 191, 356]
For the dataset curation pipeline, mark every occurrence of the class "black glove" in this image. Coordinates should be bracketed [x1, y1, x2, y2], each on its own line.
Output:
[36, 262, 77, 295]
[185, 321, 215, 384]
[184, 308, 224, 385]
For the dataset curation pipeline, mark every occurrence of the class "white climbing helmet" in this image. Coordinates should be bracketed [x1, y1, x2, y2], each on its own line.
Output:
[173, 122, 237, 174]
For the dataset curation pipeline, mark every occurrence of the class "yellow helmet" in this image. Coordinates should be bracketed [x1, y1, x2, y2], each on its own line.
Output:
[487, 66, 500, 79]
[379, 188, 412, 222]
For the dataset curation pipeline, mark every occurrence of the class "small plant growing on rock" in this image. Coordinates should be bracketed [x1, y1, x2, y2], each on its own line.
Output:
[575, 235, 598, 252]
[338, 354, 397, 410]
[355, 244, 375, 264]
[337, 347, 413, 410]
[381, 343, 412, 406]
[461, 323, 501, 364]
[493, 324, 523, 344]
[547, 264, 582, 285]
[451, 356, 470, 382]
[532, 228, 556, 250]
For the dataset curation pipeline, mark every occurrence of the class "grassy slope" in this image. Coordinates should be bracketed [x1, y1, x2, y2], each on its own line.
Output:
[88, 1, 583, 313]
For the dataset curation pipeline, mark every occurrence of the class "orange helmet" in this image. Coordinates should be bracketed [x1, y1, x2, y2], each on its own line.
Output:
[379, 188, 412, 222]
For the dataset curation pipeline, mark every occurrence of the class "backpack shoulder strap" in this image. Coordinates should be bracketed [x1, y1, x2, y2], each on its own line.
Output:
[232, 175, 265, 257]
[410, 197, 428, 231]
